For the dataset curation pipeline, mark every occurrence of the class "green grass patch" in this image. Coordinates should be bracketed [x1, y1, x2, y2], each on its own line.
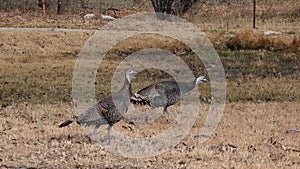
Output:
[1, 49, 299, 107]
[0, 31, 299, 106]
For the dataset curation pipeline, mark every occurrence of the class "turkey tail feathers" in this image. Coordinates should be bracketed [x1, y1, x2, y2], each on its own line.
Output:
[59, 119, 73, 128]
[130, 94, 150, 106]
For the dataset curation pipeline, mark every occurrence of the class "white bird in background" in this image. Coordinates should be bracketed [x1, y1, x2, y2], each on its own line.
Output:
[83, 13, 96, 20]
[101, 14, 116, 20]
[263, 31, 282, 36]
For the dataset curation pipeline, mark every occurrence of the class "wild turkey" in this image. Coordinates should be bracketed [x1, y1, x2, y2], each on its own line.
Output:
[59, 70, 137, 143]
[131, 76, 208, 122]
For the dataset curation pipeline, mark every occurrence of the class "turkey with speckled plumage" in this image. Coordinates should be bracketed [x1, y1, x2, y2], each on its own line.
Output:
[59, 70, 137, 143]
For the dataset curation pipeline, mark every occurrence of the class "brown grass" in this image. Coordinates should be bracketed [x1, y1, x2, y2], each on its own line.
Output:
[211, 29, 298, 51]
[0, 102, 299, 168]
[292, 36, 300, 50]
[190, 0, 300, 32]
[110, 33, 190, 56]
[0, 30, 92, 60]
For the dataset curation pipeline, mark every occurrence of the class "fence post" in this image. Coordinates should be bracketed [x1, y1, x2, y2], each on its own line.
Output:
[57, 0, 63, 14]
[42, 0, 47, 19]
[253, 0, 256, 28]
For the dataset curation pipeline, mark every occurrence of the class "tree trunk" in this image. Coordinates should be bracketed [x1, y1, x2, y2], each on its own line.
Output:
[173, 0, 197, 16]
[57, 0, 63, 14]
[150, 0, 198, 16]
[151, 0, 174, 14]
[165, 0, 174, 14]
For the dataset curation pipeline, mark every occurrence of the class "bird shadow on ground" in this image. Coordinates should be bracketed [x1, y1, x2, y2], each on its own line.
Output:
[124, 105, 164, 124]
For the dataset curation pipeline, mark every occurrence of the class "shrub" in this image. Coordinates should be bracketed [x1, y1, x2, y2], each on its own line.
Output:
[225, 28, 296, 51]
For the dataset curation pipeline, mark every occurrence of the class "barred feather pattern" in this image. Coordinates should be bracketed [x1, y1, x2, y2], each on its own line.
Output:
[75, 103, 109, 127]
[131, 79, 197, 109]
[59, 71, 135, 129]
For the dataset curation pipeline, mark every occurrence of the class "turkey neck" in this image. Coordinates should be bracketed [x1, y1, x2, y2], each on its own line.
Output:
[177, 78, 197, 95]
[117, 75, 132, 98]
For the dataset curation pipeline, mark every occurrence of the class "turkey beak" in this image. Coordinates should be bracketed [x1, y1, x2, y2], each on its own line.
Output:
[132, 71, 138, 78]
[202, 78, 208, 82]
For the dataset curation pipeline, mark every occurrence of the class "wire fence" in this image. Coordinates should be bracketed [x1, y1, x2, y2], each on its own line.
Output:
[176, 1, 298, 31]
[0, 0, 140, 13]
[0, 0, 298, 30]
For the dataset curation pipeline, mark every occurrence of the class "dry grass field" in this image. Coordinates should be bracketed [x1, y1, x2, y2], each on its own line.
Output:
[0, 0, 300, 168]
[1, 102, 299, 168]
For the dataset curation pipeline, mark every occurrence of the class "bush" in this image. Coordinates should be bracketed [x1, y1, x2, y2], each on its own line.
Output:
[225, 29, 295, 51]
